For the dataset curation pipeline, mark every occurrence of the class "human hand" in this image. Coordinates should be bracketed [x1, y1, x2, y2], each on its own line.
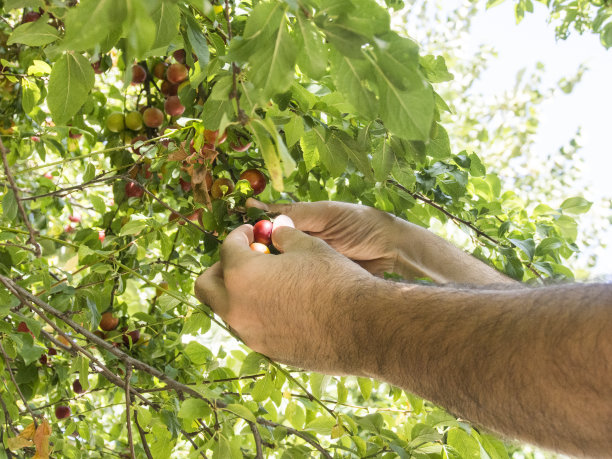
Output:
[246, 198, 402, 277]
[194, 222, 382, 374]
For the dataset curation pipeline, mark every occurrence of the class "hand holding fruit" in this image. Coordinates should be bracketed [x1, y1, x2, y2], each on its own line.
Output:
[194, 220, 380, 374]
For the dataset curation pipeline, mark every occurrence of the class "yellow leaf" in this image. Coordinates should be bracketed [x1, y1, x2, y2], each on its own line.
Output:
[6, 436, 33, 450]
[20, 422, 37, 440]
[33, 419, 51, 458]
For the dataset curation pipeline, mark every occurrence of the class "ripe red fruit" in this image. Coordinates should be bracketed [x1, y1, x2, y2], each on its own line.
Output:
[31, 136, 40, 142]
[92, 60, 104, 74]
[64, 224, 74, 233]
[48, 347, 57, 356]
[250, 243, 270, 254]
[164, 96, 185, 117]
[179, 178, 191, 192]
[142, 107, 164, 128]
[122, 329, 140, 346]
[211, 178, 234, 199]
[22, 11, 41, 23]
[203, 129, 227, 145]
[166, 63, 188, 84]
[99, 311, 119, 331]
[72, 380, 84, 394]
[160, 80, 178, 97]
[230, 141, 252, 152]
[17, 321, 31, 334]
[152, 61, 167, 80]
[253, 220, 273, 245]
[55, 405, 71, 419]
[240, 169, 267, 195]
[68, 215, 80, 223]
[173, 49, 186, 64]
[131, 64, 147, 84]
[98, 230, 105, 243]
[39, 354, 48, 365]
[43, 172, 53, 180]
[125, 181, 144, 198]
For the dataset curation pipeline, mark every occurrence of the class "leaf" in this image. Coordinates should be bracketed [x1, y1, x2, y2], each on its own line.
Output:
[224, 404, 257, 423]
[183, 341, 211, 365]
[47, 53, 95, 125]
[295, 11, 328, 79]
[7, 20, 60, 46]
[251, 120, 283, 191]
[119, 219, 148, 236]
[560, 196, 592, 215]
[3, 189, 18, 221]
[201, 98, 233, 130]
[90, 195, 106, 214]
[446, 428, 481, 458]
[311, 126, 346, 176]
[239, 352, 268, 377]
[330, 49, 378, 120]
[420, 55, 454, 83]
[181, 311, 211, 335]
[251, 373, 274, 402]
[124, 0, 156, 60]
[185, 14, 210, 69]
[357, 377, 373, 400]
[284, 115, 304, 148]
[61, 0, 126, 52]
[328, 130, 373, 181]
[178, 398, 209, 422]
[305, 416, 335, 435]
[151, 2, 180, 50]
[373, 139, 395, 182]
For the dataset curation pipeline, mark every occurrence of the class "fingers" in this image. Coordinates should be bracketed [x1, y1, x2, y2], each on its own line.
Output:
[194, 262, 230, 317]
[220, 224, 256, 270]
[272, 225, 324, 253]
[246, 198, 334, 233]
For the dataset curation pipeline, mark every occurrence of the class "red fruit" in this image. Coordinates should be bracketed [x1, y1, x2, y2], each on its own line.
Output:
[43, 172, 53, 179]
[72, 380, 84, 394]
[179, 178, 191, 192]
[210, 178, 234, 199]
[31, 136, 40, 142]
[125, 181, 144, 198]
[55, 405, 71, 419]
[130, 135, 148, 155]
[203, 129, 226, 145]
[122, 329, 140, 346]
[160, 80, 178, 97]
[48, 347, 57, 356]
[142, 107, 164, 128]
[166, 63, 188, 84]
[68, 215, 81, 223]
[152, 61, 167, 79]
[181, 208, 202, 226]
[253, 220, 273, 245]
[64, 224, 75, 233]
[239, 169, 267, 195]
[22, 11, 41, 23]
[164, 96, 185, 117]
[250, 243, 270, 254]
[17, 321, 31, 334]
[230, 141, 252, 152]
[131, 64, 147, 84]
[92, 60, 104, 74]
[99, 312, 119, 331]
[173, 49, 186, 64]
[39, 354, 48, 365]
[98, 230, 105, 243]
[69, 129, 82, 139]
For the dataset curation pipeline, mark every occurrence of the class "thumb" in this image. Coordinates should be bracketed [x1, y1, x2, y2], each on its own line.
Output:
[272, 225, 325, 253]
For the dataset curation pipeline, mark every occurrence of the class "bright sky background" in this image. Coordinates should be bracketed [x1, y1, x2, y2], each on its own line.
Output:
[442, 1, 612, 277]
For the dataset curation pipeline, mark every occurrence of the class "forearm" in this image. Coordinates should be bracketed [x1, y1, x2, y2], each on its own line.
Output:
[356, 281, 612, 457]
[393, 219, 516, 285]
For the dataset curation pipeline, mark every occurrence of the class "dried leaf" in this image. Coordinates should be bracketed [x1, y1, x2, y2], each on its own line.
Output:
[33, 419, 51, 458]
[7, 436, 33, 450]
[167, 142, 188, 161]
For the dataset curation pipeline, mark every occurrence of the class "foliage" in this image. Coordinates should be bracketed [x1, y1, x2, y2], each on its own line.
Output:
[487, 0, 612, 47]
[0, 0, 595, 457]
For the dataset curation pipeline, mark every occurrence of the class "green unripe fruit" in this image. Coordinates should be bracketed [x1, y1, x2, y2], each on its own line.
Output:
[106, 112, 125, 133]
[125, 111, 143, 131]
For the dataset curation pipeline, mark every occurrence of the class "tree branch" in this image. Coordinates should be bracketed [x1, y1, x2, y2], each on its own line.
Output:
[248, 421, 264, 458]
[125, 364, 136, 459]
[257, 418, 331, 458]
[0, 339, 38, 427]
[133, 409, 154, 459]
[0, 138, 41, 256]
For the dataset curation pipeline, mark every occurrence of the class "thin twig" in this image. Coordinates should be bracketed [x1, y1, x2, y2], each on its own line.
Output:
[248, 421, 264, 458]
[0, 138, 41, 256]
[125, 364, 136, 459]
[257, 418, 331, 458]
[0, 339, 38, 427]
[0, 393, 18, 435]
[134, 409, 154, 459]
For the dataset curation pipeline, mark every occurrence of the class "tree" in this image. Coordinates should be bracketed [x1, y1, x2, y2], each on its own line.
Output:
[0, 0, 597, 457]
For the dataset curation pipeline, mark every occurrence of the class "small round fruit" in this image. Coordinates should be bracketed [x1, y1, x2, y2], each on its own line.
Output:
[99, 311, 119, 331]
[179, 178, 191, 192]
[160, 80, 178, 97]
[203, 129, 227, 145]
[164, 96, 185, 117]
[173, 49, 186, 64]
[250, 242, 270, 254]
[125, 111, 144, 131]
[152, 61, 167, 79]
[155, 281, 169, 298]
[122, 330, 140, 346]
[166, 63, 188, 84]
[98, 230, 105, 243]
[55, 405, 71, 419]
[210, 178, 234, 199]
[68, 215, 80, 223]
[17, 321, 30, 334]
[253, 220, 273, 245]
[106, 112, 125, 133]
[48, 347, 57, 356]
[22, 11, 41, 23]
[72, 380, 84, 394]
[125, 181, 144, 198]
[143, 107, 164, 128]
[43, 172, 53, 180]
[131, 64, 147, 84]
[39, 354, 48, 365]
[240, 169, 267, 195]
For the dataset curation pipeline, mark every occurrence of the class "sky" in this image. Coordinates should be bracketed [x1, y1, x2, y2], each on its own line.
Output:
[437, 1, 612, 277]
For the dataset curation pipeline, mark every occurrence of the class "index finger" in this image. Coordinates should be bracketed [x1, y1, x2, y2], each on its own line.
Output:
[246, 198, 338, 233]
[220, 224, 256, 270]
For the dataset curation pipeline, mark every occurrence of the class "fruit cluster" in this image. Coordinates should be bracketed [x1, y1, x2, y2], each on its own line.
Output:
[249, 216, 294, 254]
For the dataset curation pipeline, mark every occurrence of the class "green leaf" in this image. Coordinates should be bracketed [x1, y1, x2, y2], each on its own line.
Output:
[426, 124, 451, 159]
[330, 49, 378, 120]
[13, 333, 45, 366]
[251, 120, 283, 191]
[90, 195, 106, 214]
[119, 219, 148, 236]
[181, 311, 211, 336]
[373, 139, 395, 182]
[446, 428, 480, 458]
[2, 190, 18, 221]
[560, 196, 592, 215]
[201, 98, 233, 130]
[328, 130, 373, 181]
[311, 126, 346, 176]
[295, 11, 328, 79]
[284, 115, 304, 148]
[305, 416, 335, 435]
[61, 0, 126, 52]
[48, 53, 95, 125]
[251, 373, 274, 402]
[420, 55, 454, 83]
[8, 20, 60, 46]
[183, 341, 211, 365]
[224, 404, 257, 423]
[357, 377, 373, 400]
[124, 0, 156, 59]
[185, 14, 210, 70]
[178, 398, 210, 422]
[239, 352, 268, 377]
[83, 163, 95, 182]
[151, 2, 180, 50]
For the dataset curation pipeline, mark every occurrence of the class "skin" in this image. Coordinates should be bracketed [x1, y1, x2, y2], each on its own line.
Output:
[195, 199, 612, 458]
